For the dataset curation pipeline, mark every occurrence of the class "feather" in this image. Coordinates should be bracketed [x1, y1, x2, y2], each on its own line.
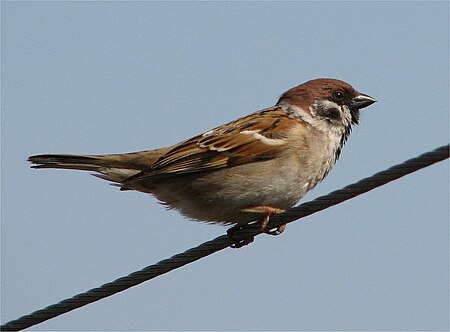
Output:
[124, 106, 299, 183]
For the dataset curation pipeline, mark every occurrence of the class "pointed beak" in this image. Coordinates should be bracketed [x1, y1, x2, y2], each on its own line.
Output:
[351, 93, 377, 109]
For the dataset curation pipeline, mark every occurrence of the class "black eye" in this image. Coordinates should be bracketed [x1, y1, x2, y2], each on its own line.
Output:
[334, 90, 344, 100]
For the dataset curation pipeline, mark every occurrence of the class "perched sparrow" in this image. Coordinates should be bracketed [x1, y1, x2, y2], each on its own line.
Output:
[28, 78, 376, 243]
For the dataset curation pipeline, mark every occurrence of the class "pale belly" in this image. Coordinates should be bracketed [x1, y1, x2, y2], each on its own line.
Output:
[140, 155, 327, 225]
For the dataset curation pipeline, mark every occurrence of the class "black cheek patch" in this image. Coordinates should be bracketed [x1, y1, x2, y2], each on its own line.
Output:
[317, 107, 341, 121]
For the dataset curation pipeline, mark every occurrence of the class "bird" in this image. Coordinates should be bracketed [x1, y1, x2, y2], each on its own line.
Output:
[28, 78, 376, 246]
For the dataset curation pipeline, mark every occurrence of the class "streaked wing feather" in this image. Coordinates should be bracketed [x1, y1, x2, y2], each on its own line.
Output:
[126, 106, 297, 181]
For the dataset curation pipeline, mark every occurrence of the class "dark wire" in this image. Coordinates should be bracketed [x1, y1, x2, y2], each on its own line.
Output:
[1, 144, 448, 331]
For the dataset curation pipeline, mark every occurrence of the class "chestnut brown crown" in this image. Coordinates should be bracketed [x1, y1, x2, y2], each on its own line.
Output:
[277, 78, 376, 112]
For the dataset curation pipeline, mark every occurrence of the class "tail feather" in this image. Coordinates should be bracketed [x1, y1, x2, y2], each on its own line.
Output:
[27, 148, 170, 185]
[28, 154, 107, 171]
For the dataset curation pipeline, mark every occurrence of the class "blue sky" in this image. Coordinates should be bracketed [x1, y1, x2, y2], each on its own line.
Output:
[2, 2, 449, 330]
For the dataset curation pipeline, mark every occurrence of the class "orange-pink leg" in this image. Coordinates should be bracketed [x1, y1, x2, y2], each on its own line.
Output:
[227, 206, 287, 248]
[242, 206, 287, 235]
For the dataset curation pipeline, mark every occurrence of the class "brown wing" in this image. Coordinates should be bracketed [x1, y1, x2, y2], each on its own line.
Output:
[125, 106, 298, 181]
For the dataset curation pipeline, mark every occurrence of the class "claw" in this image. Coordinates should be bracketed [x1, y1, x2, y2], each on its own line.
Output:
[265, 223, 287, 236]
[227, 206, 286, 247]
[227, 225, 254, 248]
[242, 206, 285, 236]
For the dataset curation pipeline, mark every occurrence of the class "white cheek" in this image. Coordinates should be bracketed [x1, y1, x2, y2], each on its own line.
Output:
[314, 99, 340, 112]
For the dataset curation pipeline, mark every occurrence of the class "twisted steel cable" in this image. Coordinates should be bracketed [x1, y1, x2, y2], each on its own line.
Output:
[2, 144, 448, 331]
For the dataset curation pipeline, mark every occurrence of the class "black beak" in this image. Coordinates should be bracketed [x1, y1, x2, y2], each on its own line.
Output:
[351, 94, 377, 109]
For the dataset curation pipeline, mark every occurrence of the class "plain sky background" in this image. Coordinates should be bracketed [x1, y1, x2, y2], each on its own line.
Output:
[2, 1, 449, 331]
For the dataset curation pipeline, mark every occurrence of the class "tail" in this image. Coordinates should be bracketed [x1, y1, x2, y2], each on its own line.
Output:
[28, 148, 169, 184]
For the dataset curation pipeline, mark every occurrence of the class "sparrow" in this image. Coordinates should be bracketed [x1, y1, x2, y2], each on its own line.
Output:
[28, 78, 376, 245]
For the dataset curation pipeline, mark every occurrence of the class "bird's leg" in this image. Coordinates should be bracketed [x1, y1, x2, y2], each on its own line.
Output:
[242, 206, 287, 236]
[228, 206, 287, 248]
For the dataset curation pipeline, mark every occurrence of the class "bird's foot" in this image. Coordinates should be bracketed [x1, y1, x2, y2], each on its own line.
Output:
[227, 224, 254, 248]
[265, 223, 287, 236]
[243, 206, 286, 236]
[228, 206, 286, 248]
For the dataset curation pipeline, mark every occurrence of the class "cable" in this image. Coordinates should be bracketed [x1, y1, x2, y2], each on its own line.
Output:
[1, 144, 448, 331]
[2, 235, 232, 332]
